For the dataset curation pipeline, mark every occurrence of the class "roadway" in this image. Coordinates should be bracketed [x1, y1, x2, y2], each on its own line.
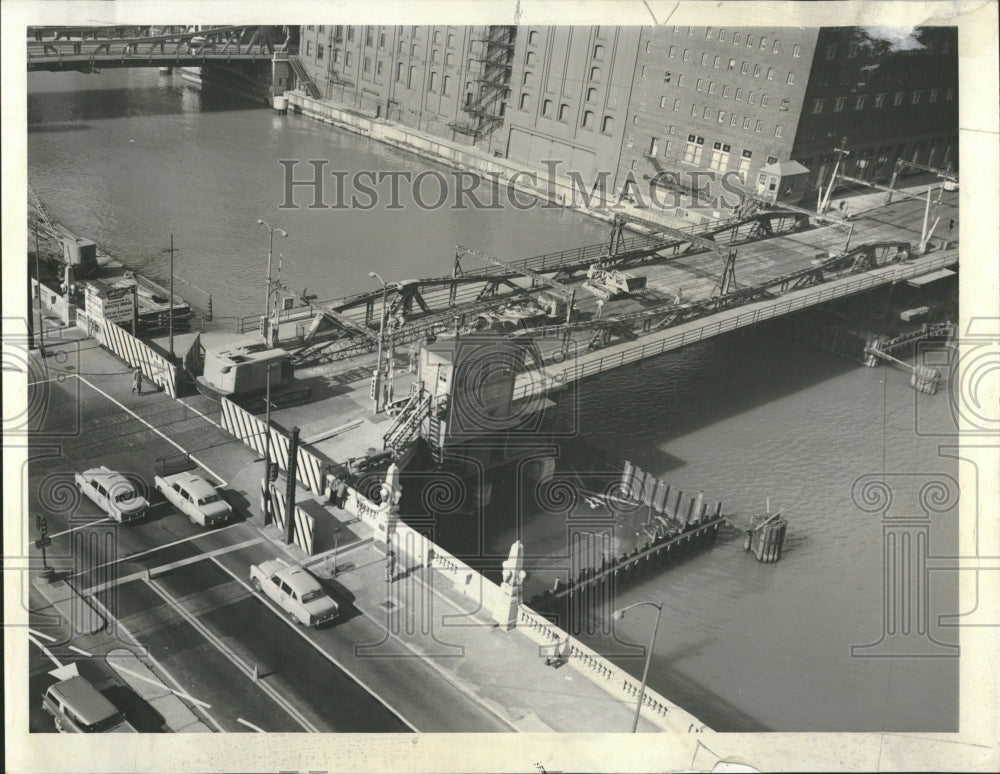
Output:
[25, 331, 511, 732]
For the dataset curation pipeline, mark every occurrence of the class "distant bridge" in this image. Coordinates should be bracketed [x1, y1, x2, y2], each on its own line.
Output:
[26, 26, 280, 72]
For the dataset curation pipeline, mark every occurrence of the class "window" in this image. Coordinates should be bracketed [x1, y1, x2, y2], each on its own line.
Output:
[347, 27, 355, 41]
[542, 99, 553, 117]
[738, 149, 752, 180]
[767, 155, 777, 165]
[894, 91, 904, 105]
[735, 87, 743, 101]
[760, 37, 768, 50]
[305, 41, 312, 56]
[678, 74, 686, 86]
[825, 44, 836, 59]
[447, 32, 454, 48]
[669, 45, 676, 58]
[718, 110, 726, 123]
[519, 93, 530, 111]
[691, 104, 698, 116]
[854, 95, 866, 110]
[442, 75, 450, 95]
[582, 110, 594, 129]
[793, 43, 801, 57]
[649, 137, 659, 156]
[730, 114, 737, 126]
[705, 28, 713, 40]
[673, 98, 680, 111]
[696, 78, 703, 92]
[586, 87, 597, 103]
[709, 82, 717, 94]
[396, 62, 404, 81]
[594, 44, 605, 60]
[748, 91, 755, 105]
[684, 134, 705, 164]
[774, 124, 783, 138]
[767, 67, 774, 80]
[591, 66, 601, 80]
[316, 44, 324, 60]
[645, 41, 651, 54]
[703, 106, 711, 119]
[754, 120, 763, 133]
[659, 95, 667, 108]
[364, 56, 372, 73]
[733, 32, 741, 45]
[345, 51, 352, 68]
[780, 98, 790, 111]
[773, 40, 781, 54]
[522, 71, 533, 86]
[411, 43, 418, 57]
[365, 27, 374, 46]
[761, 94, 769, 107]
[528, 30, 539, 45]
[714, 55, 720, 68]
[875, 93, 886, 108]
[432, 49, 440, 62]
[668, 124, 676, 134]
[433, 29, 441, 44]
[728, 58, 736, 70]
[740, 62, 749, 75]
[701, 53, 708, 66]
[719, 29, 726, 42]
[929, 88, 940, 103]
[753, 64, 761, 77]
[834, 97, 846, 112]
[743, 117, 751, 130]
[633, 114, 640, 125]
[641, 65, 648, 78]
[709, 142, 731, 170]
[446, 52, 454, 66]
[946, 86, 955, 100]
[602, 115, 614, 134]
[786, 71, 795, 85]
[723, 85, 731, 98]
[380, 30, 387, 49]
[912, 90, 922, 104]
[377, 60, 383, 77]
[526, 52, 536, 66]
[683, 49, 690, 61]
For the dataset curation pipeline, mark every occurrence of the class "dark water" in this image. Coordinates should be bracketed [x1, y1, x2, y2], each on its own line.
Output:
[27, 68, 959, 732]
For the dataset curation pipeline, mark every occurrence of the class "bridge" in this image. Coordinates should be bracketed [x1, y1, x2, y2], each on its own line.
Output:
[26, 26, 280, 72]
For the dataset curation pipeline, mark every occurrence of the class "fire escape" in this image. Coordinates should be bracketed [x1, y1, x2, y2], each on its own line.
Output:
[451, 26, 515, 143]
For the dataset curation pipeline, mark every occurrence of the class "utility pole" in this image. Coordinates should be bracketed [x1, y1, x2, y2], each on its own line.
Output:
[34, 223, 45, 356]
[167, 234, 176, 360]
[818, 138, 850, 215]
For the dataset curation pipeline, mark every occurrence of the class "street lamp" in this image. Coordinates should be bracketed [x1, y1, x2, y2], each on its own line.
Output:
[256, 219, 287, 347]
[369, 271, 389, 414]
[613, 600, 664, 733]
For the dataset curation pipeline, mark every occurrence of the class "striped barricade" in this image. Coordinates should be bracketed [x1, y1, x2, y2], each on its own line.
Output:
[267, 482, 315, 555]
[100, 321, 178, 397]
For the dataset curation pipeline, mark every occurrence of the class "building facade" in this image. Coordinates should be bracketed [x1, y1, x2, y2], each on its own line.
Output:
[296, 25, 514, 153]
[296, 25, 958, 211]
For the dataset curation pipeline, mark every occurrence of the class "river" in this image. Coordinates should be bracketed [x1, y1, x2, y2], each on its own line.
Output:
[27, 68, 959, 733]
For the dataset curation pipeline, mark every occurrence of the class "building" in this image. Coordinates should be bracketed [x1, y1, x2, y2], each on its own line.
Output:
[504, 25, 957, 209]
[296, 25, 958, 212]
[296, 25, 514, 153]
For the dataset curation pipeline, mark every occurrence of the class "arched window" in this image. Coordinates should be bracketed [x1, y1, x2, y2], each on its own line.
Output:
[601, 115, 614, 135]
[582, 110, 594, 129]
[519, 93, 530, 111]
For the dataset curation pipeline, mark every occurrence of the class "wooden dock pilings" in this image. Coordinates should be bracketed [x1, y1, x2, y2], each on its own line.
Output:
[744, 511, 788, 562]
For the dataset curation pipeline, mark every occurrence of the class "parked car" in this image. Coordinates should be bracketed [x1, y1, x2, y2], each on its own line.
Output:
[74, 466, 148, 523]
[42, 676, 137, 733]
[153, 471, 232, 527]
[249, 559, 339, 627]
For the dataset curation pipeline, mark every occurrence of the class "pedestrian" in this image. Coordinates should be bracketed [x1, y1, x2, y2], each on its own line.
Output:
[385, 549, 396, 583]
[131, 367, 143, 395]
[948, 218, 955, 231]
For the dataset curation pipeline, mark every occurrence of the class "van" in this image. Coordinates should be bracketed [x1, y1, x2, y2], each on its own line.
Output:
[42, 676, 137, 733]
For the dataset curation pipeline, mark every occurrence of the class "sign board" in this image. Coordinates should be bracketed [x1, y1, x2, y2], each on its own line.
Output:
[99, 289, 134, 323]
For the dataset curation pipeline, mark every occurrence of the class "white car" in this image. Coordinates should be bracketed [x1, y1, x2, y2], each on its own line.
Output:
[74, 466, 148, 523]
[42, 676, 137, 734]
[249, 559, 339, 627]
[153, 471, 232, 527]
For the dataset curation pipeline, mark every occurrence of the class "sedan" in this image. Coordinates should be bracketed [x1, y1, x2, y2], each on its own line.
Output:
[74, 467, 148, 523]
[153, 471, 232, 527]
[249, 559, 339, 627]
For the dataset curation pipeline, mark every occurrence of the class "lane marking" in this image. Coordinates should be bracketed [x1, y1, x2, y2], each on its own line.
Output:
[74, 375, 226, 484]
[64, 520, 245, 581]
[82, 536, 264, 595]
[28, 636, 63, 668]
[85, 591, 226, 732]
[236, 717, 267, 733]
[28, 628, 56, 643]
[106, 661, 212, 708]
[178, 398, 222, 429]
[211, 555, 419, 733]
[68, 645, 93, 657]
[144, 576, 319, 733]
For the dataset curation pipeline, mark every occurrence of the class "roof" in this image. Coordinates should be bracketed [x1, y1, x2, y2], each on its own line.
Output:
[760, 160, 810, 177]
[47, 677, 119, 725]
[83, 467, 132, 488]
[162, 471, 217, 499]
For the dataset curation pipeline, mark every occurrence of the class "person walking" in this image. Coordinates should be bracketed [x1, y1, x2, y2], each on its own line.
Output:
[385, 549, 396, 583]
[131, 367, 143, 395]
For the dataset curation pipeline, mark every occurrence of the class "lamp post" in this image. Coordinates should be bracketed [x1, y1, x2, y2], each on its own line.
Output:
[369, 271, 388, 414]
[256, 219, 287, 347]
[613, 600, 664, 733]
[263, 363, 275, 523]
[167, 234, 176, 360]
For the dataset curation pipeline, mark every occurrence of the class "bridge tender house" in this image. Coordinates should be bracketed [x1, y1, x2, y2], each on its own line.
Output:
[84, 279, 134, 323]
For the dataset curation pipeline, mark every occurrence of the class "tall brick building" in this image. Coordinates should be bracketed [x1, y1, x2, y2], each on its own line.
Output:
[296, 25, 958, 208]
